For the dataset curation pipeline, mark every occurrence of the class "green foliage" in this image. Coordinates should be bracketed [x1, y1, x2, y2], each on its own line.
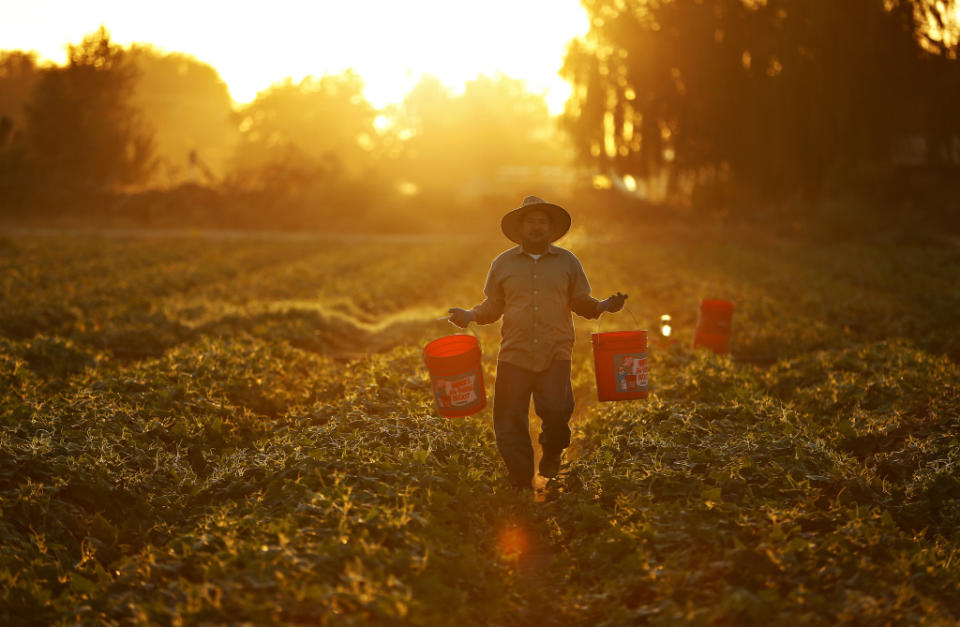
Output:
[0, 229, 958, 624]
[562, 340, 960, 622]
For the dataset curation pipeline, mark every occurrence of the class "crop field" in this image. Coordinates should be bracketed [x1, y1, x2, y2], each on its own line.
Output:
[2, 226, 960, 624]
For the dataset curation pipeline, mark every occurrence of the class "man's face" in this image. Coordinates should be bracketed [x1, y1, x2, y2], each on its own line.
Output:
[520, 209, 552, 245]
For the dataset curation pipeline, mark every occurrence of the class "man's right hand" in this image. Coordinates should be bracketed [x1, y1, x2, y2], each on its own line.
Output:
[447, 308, 475, 328]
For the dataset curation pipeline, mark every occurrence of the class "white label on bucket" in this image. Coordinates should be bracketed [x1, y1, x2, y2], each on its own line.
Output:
[433, 370, 479, 408]
[613, 352, 648, 393]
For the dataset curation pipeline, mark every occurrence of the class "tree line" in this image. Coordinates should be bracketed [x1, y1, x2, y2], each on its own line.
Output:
[561, 0, 960, 218]
[0, 27, 569, 230]
[2, 4, 959, 231]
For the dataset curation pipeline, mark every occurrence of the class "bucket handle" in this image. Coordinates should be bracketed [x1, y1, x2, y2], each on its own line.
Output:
[596, 305, 640, 334]
[427, 314, 482, 356]
[465, 324, 480, 341]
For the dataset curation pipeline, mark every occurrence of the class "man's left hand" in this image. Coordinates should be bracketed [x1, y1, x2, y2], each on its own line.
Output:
[600, 292, 628, 313]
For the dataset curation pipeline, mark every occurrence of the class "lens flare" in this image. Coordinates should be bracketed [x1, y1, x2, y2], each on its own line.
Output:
[660, 314, 672, 338]
[497, 525, 529, 558]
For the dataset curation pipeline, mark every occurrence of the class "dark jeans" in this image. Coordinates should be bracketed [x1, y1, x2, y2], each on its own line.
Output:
[493, 359, 575, 487]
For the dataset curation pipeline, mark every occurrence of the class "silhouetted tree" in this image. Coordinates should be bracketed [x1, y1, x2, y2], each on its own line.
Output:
[562, 0, 959, 206]
[0, 51, 41, 138]
[24, 26, 156, 195]
[913, 0, 960, 57]
[0, 51, 43, 215]
[909, 0, 960, 165]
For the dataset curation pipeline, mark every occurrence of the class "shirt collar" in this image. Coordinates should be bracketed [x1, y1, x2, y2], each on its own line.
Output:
[513, 244, 559, 257]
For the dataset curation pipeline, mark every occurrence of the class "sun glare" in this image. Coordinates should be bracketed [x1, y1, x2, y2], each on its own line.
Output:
[0, 0, 589, 113]
[496, 524, 529, 558]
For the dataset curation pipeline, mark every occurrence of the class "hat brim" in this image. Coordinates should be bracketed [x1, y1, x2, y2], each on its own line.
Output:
[501, 202, 571, 244]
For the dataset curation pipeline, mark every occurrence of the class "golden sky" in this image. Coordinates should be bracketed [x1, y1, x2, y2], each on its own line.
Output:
[0, 0, 589, 113]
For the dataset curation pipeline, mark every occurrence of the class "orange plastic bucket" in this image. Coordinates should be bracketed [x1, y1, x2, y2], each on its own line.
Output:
[592, 330, 648, 402]
[693, 299, 734, 354]
[423, 334, 486, 417]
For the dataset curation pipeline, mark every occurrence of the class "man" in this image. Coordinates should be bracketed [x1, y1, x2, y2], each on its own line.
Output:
[447, 196, 627, 490]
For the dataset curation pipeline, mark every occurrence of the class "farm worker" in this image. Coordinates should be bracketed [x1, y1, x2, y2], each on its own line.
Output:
[447, 196, 627, 491]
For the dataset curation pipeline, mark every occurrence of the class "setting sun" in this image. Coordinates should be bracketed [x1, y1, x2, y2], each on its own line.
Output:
[0, 0, 589, 112]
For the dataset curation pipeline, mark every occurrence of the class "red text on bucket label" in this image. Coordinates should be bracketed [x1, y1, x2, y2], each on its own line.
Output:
[432, 370, 480, 408]
[613, 352, 648, 393]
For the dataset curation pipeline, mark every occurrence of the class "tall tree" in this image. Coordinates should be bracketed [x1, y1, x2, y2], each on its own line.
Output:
[25, 26, 156, 194]
[909, 0, 960, 164]
[0, 51, 42, 214]
[561, 0, 956, 203]
[0, 51, 42, 143]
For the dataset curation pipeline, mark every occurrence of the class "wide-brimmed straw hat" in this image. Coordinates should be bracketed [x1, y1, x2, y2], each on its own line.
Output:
[500, 196, 571, 244]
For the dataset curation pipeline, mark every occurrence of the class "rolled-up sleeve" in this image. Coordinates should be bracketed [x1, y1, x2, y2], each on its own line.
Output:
[471, 260, 505, 324]
[569, 256, 602, 319]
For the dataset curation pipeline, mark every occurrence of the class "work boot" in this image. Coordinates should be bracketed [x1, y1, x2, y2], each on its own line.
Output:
[538, 449, 563, 479]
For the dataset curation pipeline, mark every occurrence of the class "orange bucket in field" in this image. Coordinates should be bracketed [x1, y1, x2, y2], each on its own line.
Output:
[592, 330, 648, 402]
[693, 299, 734, 354]
[423, 334, 486, 417]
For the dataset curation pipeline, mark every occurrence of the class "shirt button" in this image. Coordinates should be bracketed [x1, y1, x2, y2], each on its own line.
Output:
[534, 339, 538, 343]
[534, 306, 538, 311]
[534, 290, 538, 295]
[533, 275, 537, 279]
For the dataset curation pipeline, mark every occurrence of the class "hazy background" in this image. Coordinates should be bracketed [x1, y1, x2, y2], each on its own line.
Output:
[1, 0, 958, 237]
